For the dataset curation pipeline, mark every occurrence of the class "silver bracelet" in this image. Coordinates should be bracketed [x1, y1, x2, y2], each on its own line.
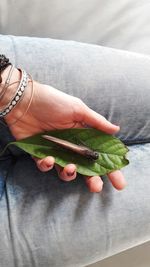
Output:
[0, 69, 29, 117]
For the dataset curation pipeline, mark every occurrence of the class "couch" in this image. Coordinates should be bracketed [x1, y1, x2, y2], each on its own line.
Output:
[0, 1, 150, 267]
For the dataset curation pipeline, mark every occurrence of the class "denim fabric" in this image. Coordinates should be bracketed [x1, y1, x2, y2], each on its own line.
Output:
[1, 35, 150, 144]
[0, 35, 150, 267]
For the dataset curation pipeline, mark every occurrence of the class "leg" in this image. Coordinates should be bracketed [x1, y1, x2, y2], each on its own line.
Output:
[0, 35, 150, 267]
[1, 35, 150, 144]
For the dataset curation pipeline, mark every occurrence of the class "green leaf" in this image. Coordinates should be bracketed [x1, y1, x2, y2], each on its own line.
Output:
[5, 128, 129, 176]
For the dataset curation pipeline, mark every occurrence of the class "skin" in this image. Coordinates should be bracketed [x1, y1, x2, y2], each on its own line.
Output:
[1, 67, 127, 192]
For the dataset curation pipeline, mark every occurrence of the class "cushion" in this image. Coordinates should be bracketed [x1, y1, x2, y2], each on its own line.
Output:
[0, 34, 150, 267]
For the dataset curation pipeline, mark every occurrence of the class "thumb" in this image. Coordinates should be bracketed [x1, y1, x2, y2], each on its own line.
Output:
[83, 107, 120, 134]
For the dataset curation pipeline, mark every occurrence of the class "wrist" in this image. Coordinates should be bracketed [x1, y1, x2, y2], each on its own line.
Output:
[0, 67, 33, 127]
[4, 74, 34, 127]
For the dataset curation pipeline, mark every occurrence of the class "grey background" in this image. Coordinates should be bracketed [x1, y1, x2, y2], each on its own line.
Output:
[0, 1, 150, 267]
[1, 0, 150, 55]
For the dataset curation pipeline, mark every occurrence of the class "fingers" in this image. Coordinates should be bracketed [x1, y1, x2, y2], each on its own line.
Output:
[55, 163, 77, 181]
[84, 176, 104, 192]
[83, 106, 120, 134]
[84, 170, 127, 192]
[33, 156, 55, 172]
[33, 155, 77, 181]
[108, 170, 127, 190]
[32, 156, 127, 192]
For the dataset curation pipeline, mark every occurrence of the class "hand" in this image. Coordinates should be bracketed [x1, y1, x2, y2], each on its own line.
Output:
[5, 72, 127, 192]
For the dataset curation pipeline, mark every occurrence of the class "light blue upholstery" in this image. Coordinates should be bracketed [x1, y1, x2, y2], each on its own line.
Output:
[1, 0, 150, 266]
[0, 35, 150, 267]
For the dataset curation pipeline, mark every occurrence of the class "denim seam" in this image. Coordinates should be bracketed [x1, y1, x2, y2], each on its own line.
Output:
[0, 159, 12, 200]
[122, 138, 150, 146]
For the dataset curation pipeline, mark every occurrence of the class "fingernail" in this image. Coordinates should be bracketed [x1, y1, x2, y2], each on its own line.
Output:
[114, 125, 120, 131]
[47, 164, 53, 168]
[42, 163, 52, 169]
[67, 171, 75, 176]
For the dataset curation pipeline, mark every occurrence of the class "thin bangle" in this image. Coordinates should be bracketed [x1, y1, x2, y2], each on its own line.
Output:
[5, 65, 14, 85]
[5, 74, 34, 127]
[0, 80, 20, 110]
[0, 65, 15, 101]
[0, 69, 28, 117]
[0, 79, 27, 127]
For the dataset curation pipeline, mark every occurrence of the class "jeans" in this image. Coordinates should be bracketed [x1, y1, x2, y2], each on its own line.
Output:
[0, 35, 150, 267]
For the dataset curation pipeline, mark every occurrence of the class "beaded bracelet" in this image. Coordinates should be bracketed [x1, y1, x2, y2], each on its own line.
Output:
[0, 69, 28, 117]
[0, 73, 34, 128]
[7, 74, 34, 127]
